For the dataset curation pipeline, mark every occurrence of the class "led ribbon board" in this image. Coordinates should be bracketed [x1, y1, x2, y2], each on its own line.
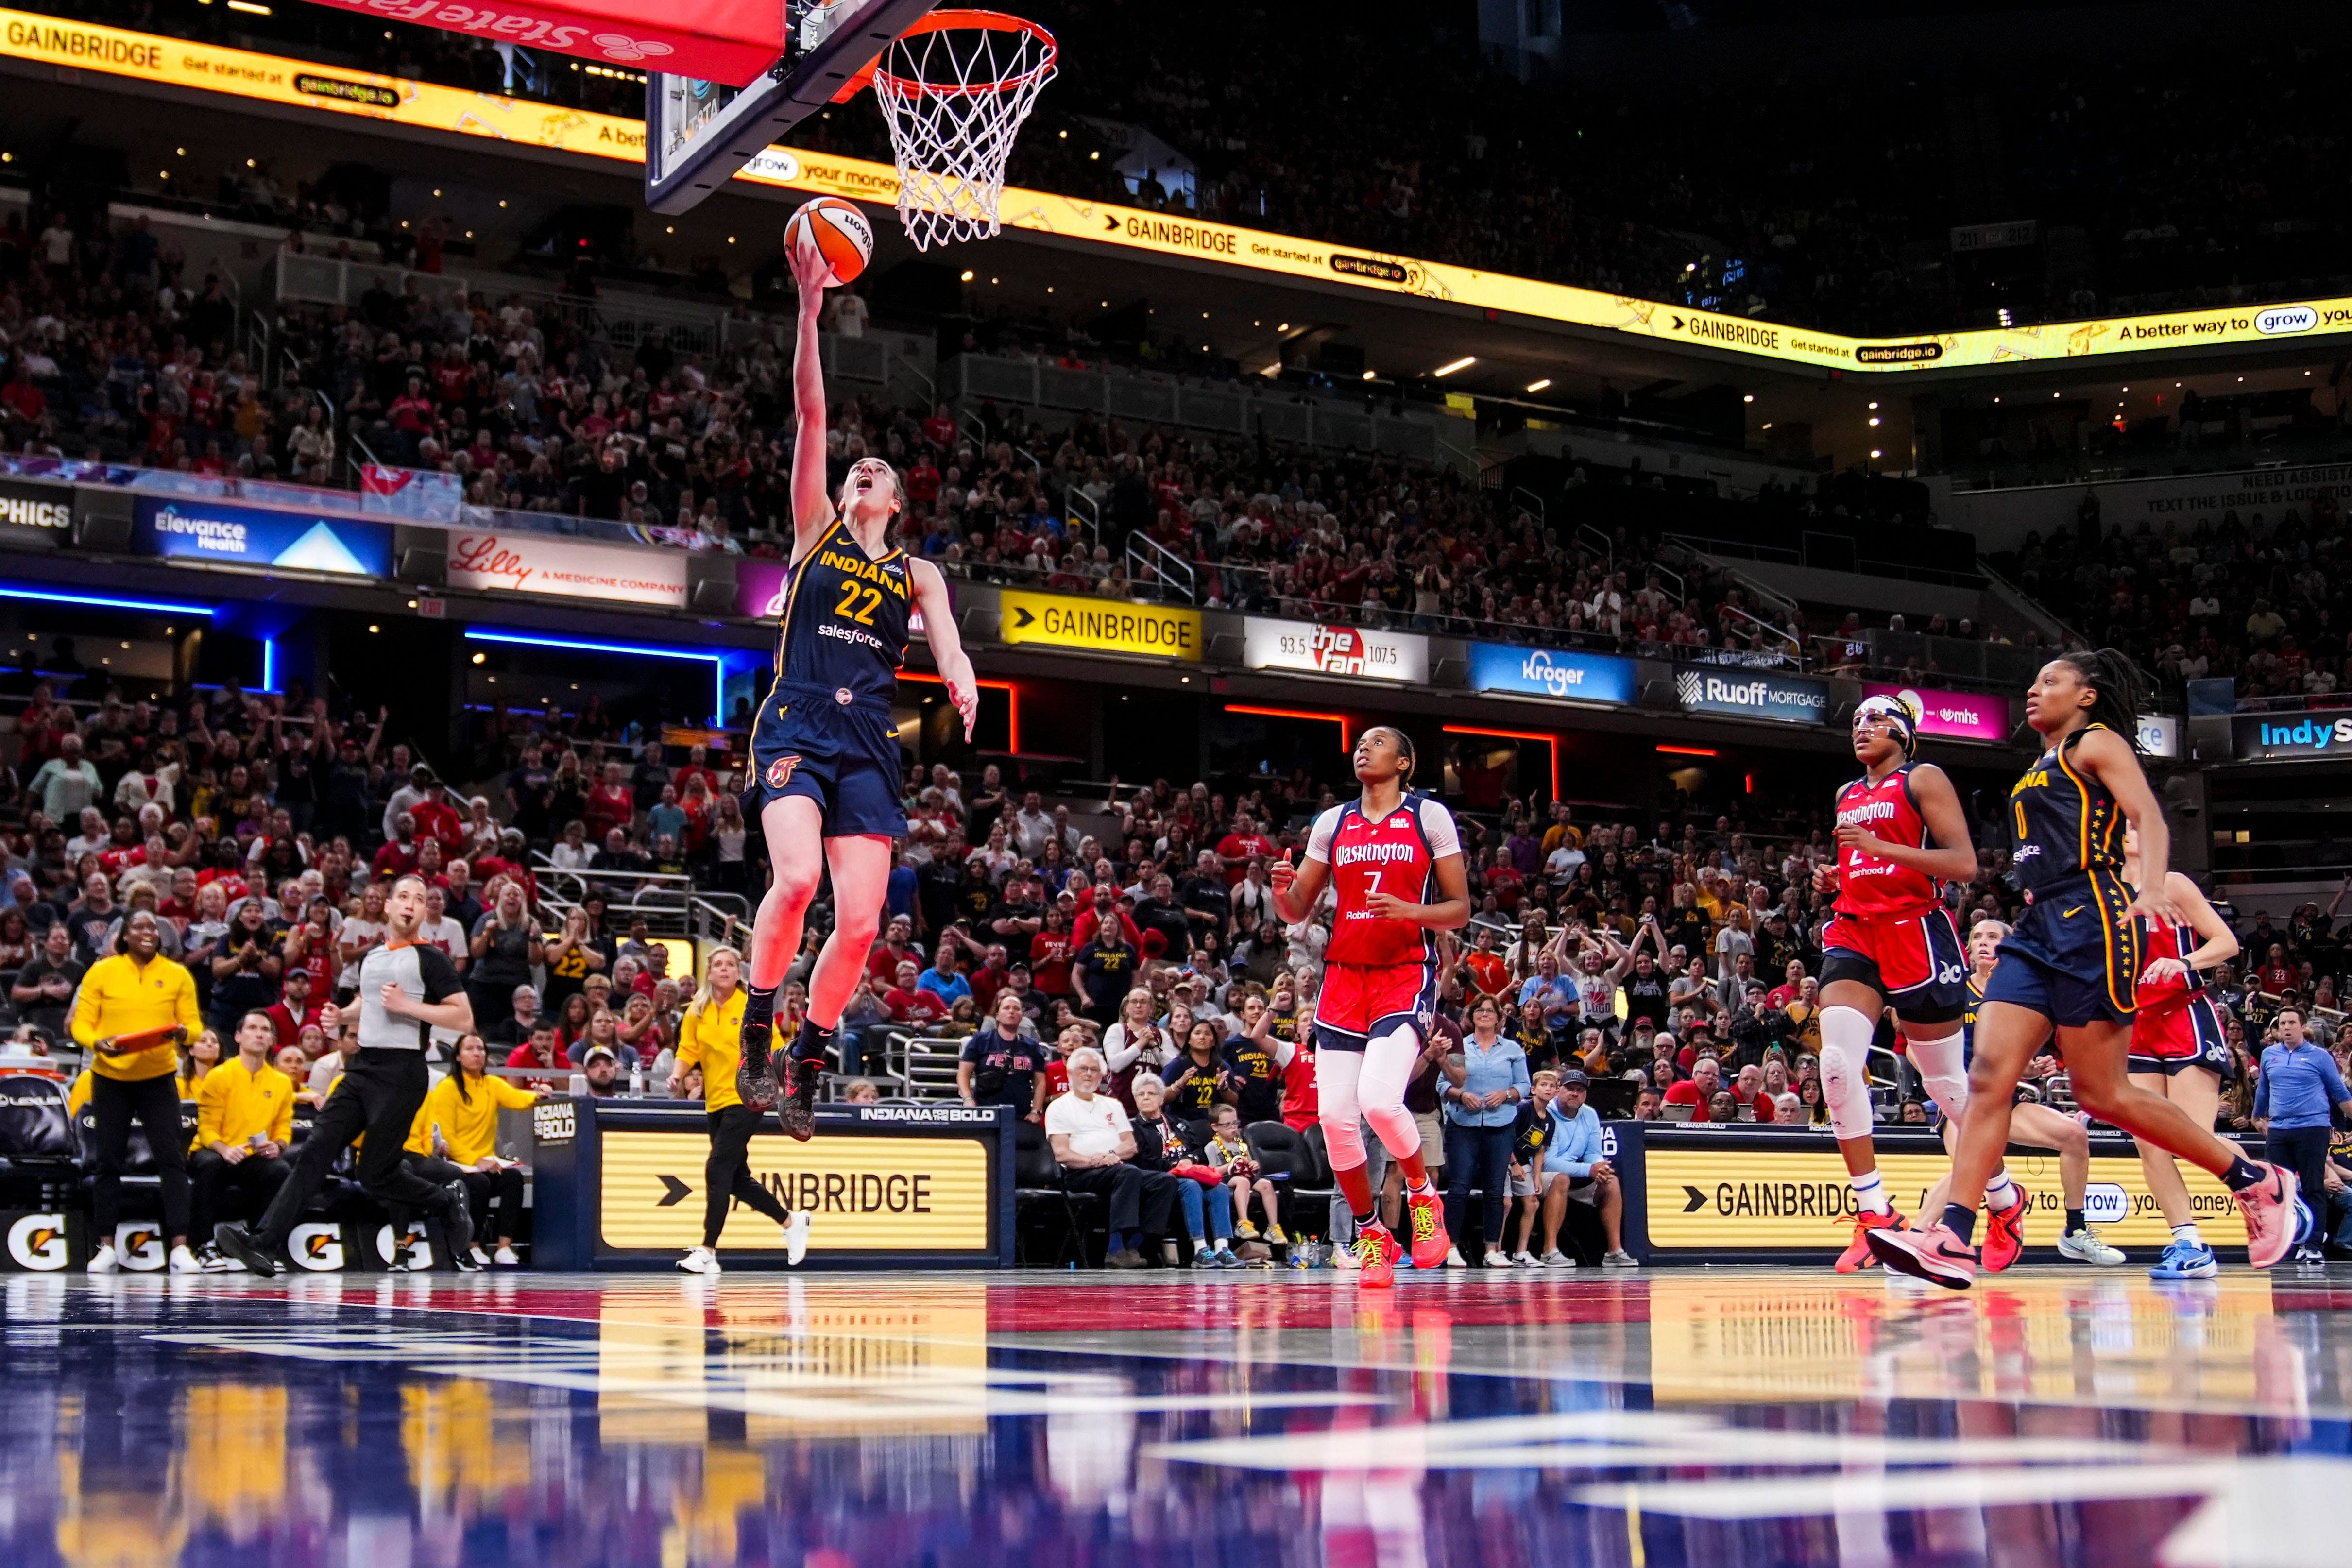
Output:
[8, 11, 2349, 373]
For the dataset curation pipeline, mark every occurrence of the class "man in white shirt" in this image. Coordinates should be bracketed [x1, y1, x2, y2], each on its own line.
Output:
[1044, 1047, 1176, 1268]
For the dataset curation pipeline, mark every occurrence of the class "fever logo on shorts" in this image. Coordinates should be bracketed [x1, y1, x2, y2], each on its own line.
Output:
[767, 755, 801, 789]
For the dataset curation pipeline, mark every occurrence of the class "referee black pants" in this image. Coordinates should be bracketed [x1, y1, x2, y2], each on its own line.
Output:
[90, 1072, 190, 1242]
[254, 1048, 452, 1250]
[705, 1105, 792, 1247]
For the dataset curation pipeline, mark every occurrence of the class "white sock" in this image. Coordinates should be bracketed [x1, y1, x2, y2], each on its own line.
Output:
[1850, 1170, 1892, 1217]
[1985, 1171, 2021, 1214]
[1407, 1176, 1433, 1196]
[2172, 1223, 2203, 1248]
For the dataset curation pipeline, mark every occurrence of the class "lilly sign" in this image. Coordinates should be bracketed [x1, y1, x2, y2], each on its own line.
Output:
[1469, 643, 1636, 706]
[2232, 711, 2352, 761]
[1863, 683, 2009, 744]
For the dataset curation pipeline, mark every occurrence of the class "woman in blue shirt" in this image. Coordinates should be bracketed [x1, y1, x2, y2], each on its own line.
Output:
[1440, 995, 1531, 1267]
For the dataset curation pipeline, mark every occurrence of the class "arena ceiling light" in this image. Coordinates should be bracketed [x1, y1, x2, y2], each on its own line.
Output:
[1432, 357, 1476, 377]
[463, 628, 730, 725]
[1525, 378, 1552, 393]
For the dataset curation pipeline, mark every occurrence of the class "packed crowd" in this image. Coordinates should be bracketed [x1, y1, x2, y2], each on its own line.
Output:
[35, 0, 2352, 334]
[0, 190, 1854, 665]
[2007, 493, 2352, 710]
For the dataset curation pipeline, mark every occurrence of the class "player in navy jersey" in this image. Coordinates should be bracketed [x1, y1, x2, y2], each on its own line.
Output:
[2119, 823, 2241, 1279]
[1910, 918, 2125, 1268]
[1807, 694, 1980, 1272]
[737, 242, 978, 1137]
[1873, 650, 2306, 1288]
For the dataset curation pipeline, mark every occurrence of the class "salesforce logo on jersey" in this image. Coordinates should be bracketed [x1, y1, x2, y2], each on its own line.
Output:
[133, 498, 392, 578]
[1675, 669, 1829, 725]
[1469, 643, 1635, 706]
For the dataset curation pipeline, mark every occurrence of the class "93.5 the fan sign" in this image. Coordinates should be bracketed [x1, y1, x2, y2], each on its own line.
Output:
[785, 197, 874, 287]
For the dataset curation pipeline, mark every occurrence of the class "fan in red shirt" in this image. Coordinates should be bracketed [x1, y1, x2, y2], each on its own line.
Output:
[409, 776, 466, 853]
[883, 961, 948, 1030]
[1270, 726, 1472, 1287]
[1662, 1058, 1723, 1121]
[1029, 911, 1075, 1000]
[1216, 815, 1277, 886]
[1071, 887, 1144, 952]
[866, 916, 920, 985]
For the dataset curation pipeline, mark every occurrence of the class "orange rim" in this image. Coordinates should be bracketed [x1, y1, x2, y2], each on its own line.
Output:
[834, 9, 1056, 102]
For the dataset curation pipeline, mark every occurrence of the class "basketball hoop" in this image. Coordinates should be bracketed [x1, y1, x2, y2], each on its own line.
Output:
[849, 9, 1056, 250]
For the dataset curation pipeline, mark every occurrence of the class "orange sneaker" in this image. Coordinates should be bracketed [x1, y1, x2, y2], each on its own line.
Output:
[1353, 1221, 1404, 1287]
[1982, 1186, 2030, 1273]
[1406, 1188, 1450, 1271]
[1836, 1208, 1908, 1274]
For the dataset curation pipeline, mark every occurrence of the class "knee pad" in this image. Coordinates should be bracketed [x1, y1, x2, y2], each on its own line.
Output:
[1818, 1006, 1878, 1143]
[1359, 1020, 1424, 1160]
[1908, 1028, 1969, 1119]
[1319, 1103, 1367, 1172]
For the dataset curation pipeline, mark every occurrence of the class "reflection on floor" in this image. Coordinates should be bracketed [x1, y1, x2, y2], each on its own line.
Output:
[4, 1268, 2352, 1567]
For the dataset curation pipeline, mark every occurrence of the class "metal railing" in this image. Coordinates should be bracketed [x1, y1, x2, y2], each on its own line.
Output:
[1126, 531, 1196, 603]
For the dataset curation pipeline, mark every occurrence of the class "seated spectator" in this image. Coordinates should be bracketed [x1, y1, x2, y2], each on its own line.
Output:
[1200, 1102, 1283, 1246]
[486, 983, 542, 1047]
[1044, 1046, 1176, 1270]
[1128, 1073, 1239, 1266]
[1535, 1070, 1636, 1267]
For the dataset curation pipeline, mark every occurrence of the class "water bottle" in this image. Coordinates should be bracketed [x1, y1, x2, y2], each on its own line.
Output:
[568, 1072, 588, 1096]
[630, 1061, 645, 1097]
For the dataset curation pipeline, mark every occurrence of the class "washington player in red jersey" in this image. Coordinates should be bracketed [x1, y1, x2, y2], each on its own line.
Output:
[2120, 822, 2240, 1279]
[1271, 727, 1470, 1287]
[1809, 695, 1993, 1272]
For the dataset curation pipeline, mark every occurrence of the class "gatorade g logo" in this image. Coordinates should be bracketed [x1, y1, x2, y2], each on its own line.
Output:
[376, 1221, 432, 1271]
[7, 1212, 68, 1270]
[766, 755, 801, 789]
[289, 1221, 345, 1271]
[115, 1223, 165, 1271]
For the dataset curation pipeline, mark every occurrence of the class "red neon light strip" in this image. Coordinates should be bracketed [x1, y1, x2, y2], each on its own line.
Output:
[1442, 724, 1560, 801]
[901, 672, 1020, 754]
[1656, 745, 1718, 757]
[1226, 704, 1351, 749]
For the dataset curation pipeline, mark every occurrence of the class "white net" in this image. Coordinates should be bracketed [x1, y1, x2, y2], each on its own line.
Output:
[871, 15, 1057, 251]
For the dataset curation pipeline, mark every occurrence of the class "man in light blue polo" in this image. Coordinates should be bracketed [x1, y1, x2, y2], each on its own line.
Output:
[1537, 1069, 1638, 1270]
[2255, 1005, 2352, 1266]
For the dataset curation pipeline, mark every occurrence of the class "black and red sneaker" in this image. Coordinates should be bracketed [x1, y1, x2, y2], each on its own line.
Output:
[774, 1052, 819, 1140]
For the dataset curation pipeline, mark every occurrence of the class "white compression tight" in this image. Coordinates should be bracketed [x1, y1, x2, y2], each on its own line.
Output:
[1315, 1021, 1426, 1172]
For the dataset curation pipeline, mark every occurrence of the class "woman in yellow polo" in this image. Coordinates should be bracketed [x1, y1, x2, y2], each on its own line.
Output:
[668, 946, 807, 1276]
[406, 1031, 538, 1265]
[69, 909, 204, 1274]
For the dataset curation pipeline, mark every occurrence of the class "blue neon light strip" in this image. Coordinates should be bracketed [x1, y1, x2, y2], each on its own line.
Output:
[0, 584, 219, 616]
[260, 637, 276, 693]
[463, 629, 729, 724]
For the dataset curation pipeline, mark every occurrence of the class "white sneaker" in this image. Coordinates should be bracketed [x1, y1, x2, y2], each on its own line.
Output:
[2056, 1227, 2126, 1267]
[1602, 1249, 1641, 1269]
[168, 1244, 202, 1275]
[202, 1249, 245, 1274]
[1542, 1249, 1576, 1269]
[1334, 1242, 1361, 1270]
[1512, 1250, 1540, 1268]
[1444, 1245, 1468, 1269]
[493, 1245, 520, 1267]
[676, 1246, 721, 1276]
[468, 1246, 493, 1268]
[86, 1243, 119, 1275]
[783, 1210, 812, 1267]
[1482, 1250, 1514, 1268]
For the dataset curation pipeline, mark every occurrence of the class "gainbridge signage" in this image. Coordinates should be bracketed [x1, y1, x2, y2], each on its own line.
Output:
[998, 589, 1202, 661]
[15, 11, 2352, 376]
[532, 1099, 1014, 1268]
[1638, 1132, 2244, 1256]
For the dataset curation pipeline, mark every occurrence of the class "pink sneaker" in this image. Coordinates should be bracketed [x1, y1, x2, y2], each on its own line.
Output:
[2236, 1162, 2304, 1270]
[1866, 1221, 1980, 1290]
[1982, 1185, 2029, 1274]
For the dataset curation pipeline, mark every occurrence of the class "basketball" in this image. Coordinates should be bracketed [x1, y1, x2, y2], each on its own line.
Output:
[784, 196, 873, 287]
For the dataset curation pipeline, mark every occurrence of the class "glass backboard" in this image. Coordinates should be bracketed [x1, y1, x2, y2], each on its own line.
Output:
[644, 0, 939, 214]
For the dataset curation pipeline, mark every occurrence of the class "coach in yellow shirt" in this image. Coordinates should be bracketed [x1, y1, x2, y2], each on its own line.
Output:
[187, 1010, 295, 1269]
[668, 947, 806, 1276]
[69, 909, 203, 1274]
[404, 1031, 539, 1265]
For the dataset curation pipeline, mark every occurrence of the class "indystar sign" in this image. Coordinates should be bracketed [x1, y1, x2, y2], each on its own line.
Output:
[2232, 711, 2352, 761]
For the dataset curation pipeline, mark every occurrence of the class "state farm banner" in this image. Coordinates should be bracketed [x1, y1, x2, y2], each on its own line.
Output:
[288, 0, 784, 86]
[447, 531, 688, 608]
[1242, 618, 1427, 683]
